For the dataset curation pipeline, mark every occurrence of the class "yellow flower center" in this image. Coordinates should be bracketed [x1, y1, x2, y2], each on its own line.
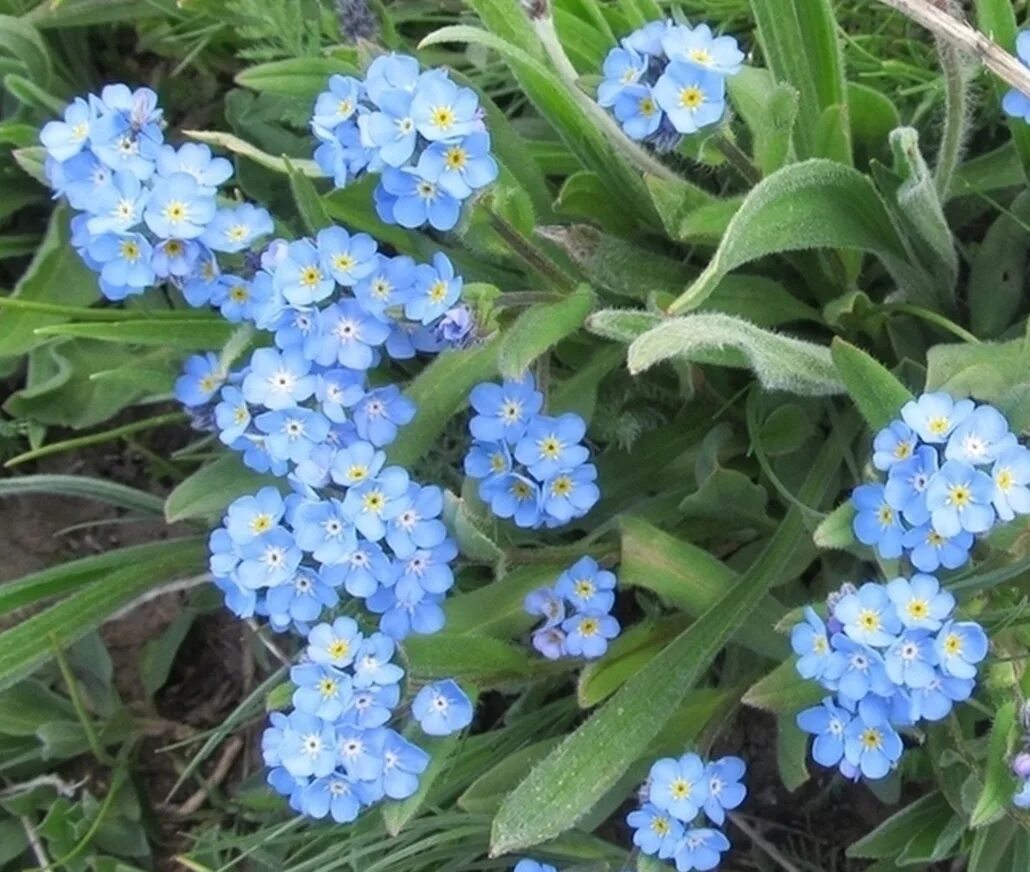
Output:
[574, 580, 596, 600]
[250, 513, 273, 535]
[877, 505, 894, 525]
[997, 468, 1014, 492]
[338, 98, 354, 117]
[333, 253, 356, 272]
[164, 240, 184, 256]
[72, 121, 89, 140]
[894, 441, 913, 459]
[233, 406, 248, 425]
[651, 816, 670, 835]
[858, 609, 881, 632]
[551, 475, 573, 497]
[318, 677, 339, 698]
[579, 617, 599, 637]
[928, 416, 950, 436]
[943, 633, 963, 656]
[163, 200, 188, 223]
[227, 224, 249, 241]
[229, 285, 249, 302]
[860, 728, 883, 751]
[444, 145, 467, 169]
[489, 453, 507, 473]
[511, 480, 533, 500]
[813, 636, 828, 654]
[299, 266, 323, 287]
[120, 240, 141, 262]
[362, 491, 385, 513]
[670, 778, 692, 799]
[948, 484, 971, 508]
[927, 531, 945, 547]
[430, 105, 456, 130]
[327, 639, 350, 660]
[639, 96, 657, 116]
[689, 48, 713, 65]
[199, 375, 218, 393]
[428, 280, 449, 303]
[347, 464, 369, 482]
[906, 599, 929, 619]
[679, 86, 704, 109]
[539, 436, 562, 459]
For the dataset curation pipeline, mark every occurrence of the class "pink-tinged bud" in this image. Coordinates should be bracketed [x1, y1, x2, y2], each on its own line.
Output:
[1012, 752, 1030, 779]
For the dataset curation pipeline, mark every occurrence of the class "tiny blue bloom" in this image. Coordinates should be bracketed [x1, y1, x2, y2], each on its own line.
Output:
[797, 697, 853, 767]
[627, 802, 684, 857]
[851, 483, 905, 558]
[900, 392, 974, 443]
[648, 753, 710, 823]
[412, 679, 474, 736]
[652, 61, 726, 134]
[935, 620, 989, 679]
[833, 582, 902, 647]
[885, 574, 955, 631]
[701, 756, 746, 825]
[925, 460, 996, 537]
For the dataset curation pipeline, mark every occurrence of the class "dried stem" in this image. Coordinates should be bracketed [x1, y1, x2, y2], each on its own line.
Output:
[876, 0, 1030, 96]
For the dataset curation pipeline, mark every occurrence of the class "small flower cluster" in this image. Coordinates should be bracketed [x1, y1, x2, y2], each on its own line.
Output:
[40, 85, 273, 302]
[597, 19, 743, 148]
[523, 557, 620, 660]
[1002, 32, 1030, 123]
[209, 481, 455, 638]
[263, 617, 472, 822]
[793, 577, 988, 781]
[852, 393, 1030, 572]
[173, 229, 473, 477]
[627, 753, 746, 871]
[311, 54, 499, 231]
[464, 376, 600, 529]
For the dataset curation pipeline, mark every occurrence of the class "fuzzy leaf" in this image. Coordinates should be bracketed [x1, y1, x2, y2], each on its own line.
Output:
[498, 285, 595, 378]
[813, 501, 857, 550]
[165, 455, 282, 524]
[743, 659, 824, 713]
[969, 701, 1017, 828]
[830, 337, 914, 430]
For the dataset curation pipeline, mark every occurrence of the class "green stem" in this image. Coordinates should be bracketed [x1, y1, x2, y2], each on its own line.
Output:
[5, 412, 187, 468]
[0, 297, 210, 321]
[881, 302, 980, 343]
[712, 132, 762, 186]
[124, 436, 186, 482]
[50, 635, 111, 766]
[484, 207, 576, 294]
[934, 25, 970, 202]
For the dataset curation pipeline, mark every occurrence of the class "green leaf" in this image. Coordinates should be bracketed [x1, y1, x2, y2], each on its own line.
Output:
[387, 340, 500, 469]
[643, 174, 722, 241]
[0, 539, 206, 692]
[970, 819, 1017, 872]
[403, 634, 533, 686]
[35, 319, 235, 350]
[445, 563, 567, 639]
[970, 702, 1017, 828]
[726, 67, 799, 176]
[549, 344, 624, 423]
[0, 474, 163, 515]
[830, 337, 914, 430]
[498, 285, 594, 378]
[491, 436, 844, 852]
[848, 792, 953, 859]
[184, 129, 320, 177]
[382, 729, 465, 836]
[165, 455, 282, 524]
[848, 82, 900, 165]
[286, 159, 332, 234]
[743, 659, 824, 714]
[442, 491, 504, 566]
[626, 312, 845, 396]
[969, 190, 1030, 338]
[0, 681, 75, 735]
[776, 716, 811, 791]
[235, 56, 359, 99]
[0, 14, 52, 85]
[0, 205, 100, 359]
[459, 736, 564, 813]
[813, 501, 857, 550]
[749, 0, 849, 161]
[666, 159, 920, 315]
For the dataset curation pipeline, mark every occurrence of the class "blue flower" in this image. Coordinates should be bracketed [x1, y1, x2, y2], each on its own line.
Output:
[254, 408, 331, 463]
[300, 773, 363, 823]
[901, 525, 973, 573]
[314, 119, 370, 186]
[884, 630, 939, 689]
[513, 862, 557, 872]
[368, 575, 445, 639]
[661, 23, 745, 75]
[514, 414, 590, 480]
[991, 444, 1030, 521]
[40, 97, 94, 161]
[353, 385, 416, 446]
[797, 697, 853, 767]
[555, 556, 616, 613]
[312, 74, 365, 131]
[1002, 32, 1030, 122]
[330, 440, 386, 488]
[265, 567, 339, 632]
[215, 387, 251, 444]
[627, 802, 684, 857]
[411, 76, 480, 141]
[823, 634, 893, 702]
[87, 232, 154, 292]
[562, 610, 620, 659]
[416, 131, 498, 199]
[174, 352, 225, 407]
[885, 574, 955, 631]
[524, 587, 565, 627]
[85, 171, 147, 235]
[541, 465, 600, 525]
[613, 84, 664, 140]
[225, 487, 285, 544]
[883, 445, 938, 526]
[945, 405, 1015, 466]
[202, 203, 273, 253]
[275, 239, 334, 306]
[317, 225, 379, 286]
[935, 620, 988, 679]
[235, 528, 302, 589]
[653, 61, 726, 134]
[412, 679, 474, 736]
[531, 626, 567, 660]
[1014, 779, 1030, 809]
[292, 498, 357, 563]
[151, 238, 202, 278]
[622, 19, 670, 56]
[436, 304, 476, 346]
[833, 582, 902, 647]
[361, 89, 419, 167]
[670, 828, 731, 872]
[648, 753, 710, 822]
[312, 300, 391, 370]
[241, 348, 317, 412]
[379, 166, 462, 231]
[791, 607, 835, 681]
[379, 729, 430, 799]
[486, 474, 544, 529]
[155, 143, 232, 189]
[352, 632, 405, 688]
[598, 46, 649, 107]
[900, 392, 973, 443]
[278, 711, 338, 778]
[316, 368, 366, 424]
[290, 662, 352, 720]
[342, 466, 410, 541]
[354, 254, 416, 315]
[384, 484, 447, 558]
[851, 483, 905, 558]
[364, 53, 421, 103]
[144, 171, 216, 239]
[701, 756, 746, 825]
[335, 725, 386, 782]
[843, 699, 903, 780]
[390, 540, 457, 596]
[908, 674, 973, 722]
[307, 617, 363, 669]
[345, 684, 400, 729]
[469, 376, 544, 444]
[925, 460, 996, 537]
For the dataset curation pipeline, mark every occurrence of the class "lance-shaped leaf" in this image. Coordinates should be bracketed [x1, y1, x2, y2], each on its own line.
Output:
[626, 312, 844, 396]
[830, 337, 914, 430]
[498, 285, 595, 378]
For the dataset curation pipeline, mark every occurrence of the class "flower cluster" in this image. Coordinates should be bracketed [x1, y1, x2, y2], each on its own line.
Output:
[311, 54, 498, 231]
[523, 557, 620, 660]
[627, 753, 746, 871]
[851, 393, 1030, 572]
[464, 376, 600, 529]
[208, 479, 455, 638]
[597, 19, 743, 148]
[263, 617, 472, 822]
[173, 229, 473, 477]
[40, 85, 273, 302]
[793, 577, 988, 781]
[1002, 32, 1030, 123]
